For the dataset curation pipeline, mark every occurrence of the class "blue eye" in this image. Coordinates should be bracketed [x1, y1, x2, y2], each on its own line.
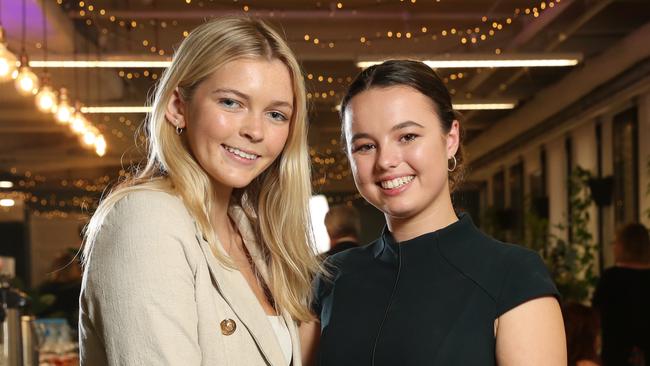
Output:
[219, 98, 241, 109]
[268, 111, 288, 122]
[352, 143, 375, 153]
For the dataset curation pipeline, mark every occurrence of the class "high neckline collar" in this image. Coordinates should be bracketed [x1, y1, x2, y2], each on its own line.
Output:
[374, 213, 478, 260]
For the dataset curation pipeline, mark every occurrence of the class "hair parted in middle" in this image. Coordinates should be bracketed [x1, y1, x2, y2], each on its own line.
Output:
[339, 59, 466, 192]
[83, 17, 319, 321]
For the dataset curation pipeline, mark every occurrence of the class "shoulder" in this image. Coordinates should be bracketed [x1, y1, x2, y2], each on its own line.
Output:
[327, 240, 380, 274]
[87, 189, 200, 268]
[439, 230, 558, 315]
[312, 241, 378, 312]
[103, 189, 195, 233]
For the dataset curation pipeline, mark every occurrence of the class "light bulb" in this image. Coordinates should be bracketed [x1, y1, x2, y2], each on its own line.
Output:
[35, 85, 57, 113]
[94, 135, 107, 156]
[14, 66, 39, 96]
[70, 113, 89, 135]
[55, 88, 74, 124]
[82, 129, 97, 146]
[0, 43, 18, 82]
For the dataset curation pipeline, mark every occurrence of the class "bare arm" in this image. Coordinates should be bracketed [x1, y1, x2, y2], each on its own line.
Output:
[495, 296, 566, 366]
[299, 321, 321, 366]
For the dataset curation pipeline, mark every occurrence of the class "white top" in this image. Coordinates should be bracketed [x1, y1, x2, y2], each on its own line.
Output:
[268, 315, 292, 365]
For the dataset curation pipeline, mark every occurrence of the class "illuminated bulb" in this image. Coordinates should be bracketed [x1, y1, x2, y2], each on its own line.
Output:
[95, 135, 107, 156]
[14, 66, 39, 96]
[35, 85, 57, 113]
[0, 198, 15, 207]
[82, 129, 97, 146]
[55, 88, 74, 124]
[70, 113, 89, 135]
[0, 42, 18, 82]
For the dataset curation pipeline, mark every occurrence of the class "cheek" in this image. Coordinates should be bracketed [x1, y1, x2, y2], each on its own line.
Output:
[268, 125, 291, 155]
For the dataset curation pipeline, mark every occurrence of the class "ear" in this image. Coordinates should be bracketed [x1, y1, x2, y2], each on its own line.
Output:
[165, 88, 187, 129]
[446, 120, 460, 158]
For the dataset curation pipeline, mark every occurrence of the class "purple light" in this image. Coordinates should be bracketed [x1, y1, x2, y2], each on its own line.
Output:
[1, 0, 48, 53]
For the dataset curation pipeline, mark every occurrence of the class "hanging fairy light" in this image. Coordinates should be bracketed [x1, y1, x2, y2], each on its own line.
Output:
[35, 0, 56, 112]
[0, 30, 17, 82]
[0, 0, 17, 82]
[55, 88, 74, 124]
[70, 110, 89, 135]
[14, 0, 39, 95]
[35, 84, 57, 112]
[81, 126, 99, 146]
[94, 135, 107, 156]
[14, 59, 39, 95]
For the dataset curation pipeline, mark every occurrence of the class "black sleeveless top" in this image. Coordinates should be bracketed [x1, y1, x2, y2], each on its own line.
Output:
[313, 214, 559, 366]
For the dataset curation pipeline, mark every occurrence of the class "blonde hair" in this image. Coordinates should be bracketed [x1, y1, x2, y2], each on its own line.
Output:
[83, 17, 319, 321]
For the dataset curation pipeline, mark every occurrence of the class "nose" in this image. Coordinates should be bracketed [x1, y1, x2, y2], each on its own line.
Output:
[376, 143, 401, 171]
[240, 113, 264, 143]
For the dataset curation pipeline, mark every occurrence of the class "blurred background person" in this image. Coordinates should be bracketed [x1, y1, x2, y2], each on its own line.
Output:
[323, 204, 361, 257]
[563, 302, 601, 366]
[593, 223, 650, 366]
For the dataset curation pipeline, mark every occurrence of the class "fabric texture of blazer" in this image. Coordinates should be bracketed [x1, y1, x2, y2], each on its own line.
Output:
[79, 189, 302, 366]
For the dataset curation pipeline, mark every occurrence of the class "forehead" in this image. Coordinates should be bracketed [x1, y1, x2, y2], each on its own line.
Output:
[343, 85, 439, 132]
[203, 57, 294, 99]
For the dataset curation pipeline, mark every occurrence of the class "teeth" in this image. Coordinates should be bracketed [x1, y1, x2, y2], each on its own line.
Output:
[224, 145, 258, 160]
[380, 176, 414, 189]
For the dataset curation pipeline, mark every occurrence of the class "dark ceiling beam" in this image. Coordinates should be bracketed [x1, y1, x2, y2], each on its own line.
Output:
[68, 9, 510, 21]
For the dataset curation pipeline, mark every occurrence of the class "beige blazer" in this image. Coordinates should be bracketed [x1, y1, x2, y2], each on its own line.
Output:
[79, 190, 302, 366]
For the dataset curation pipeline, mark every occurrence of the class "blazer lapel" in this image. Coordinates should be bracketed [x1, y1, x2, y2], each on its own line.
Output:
[193, 209, 287, 366]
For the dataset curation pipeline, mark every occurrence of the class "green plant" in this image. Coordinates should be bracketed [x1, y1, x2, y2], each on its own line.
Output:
[545, 166, 599, 304]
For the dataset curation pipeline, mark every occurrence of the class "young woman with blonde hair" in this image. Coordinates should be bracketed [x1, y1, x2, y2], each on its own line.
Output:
[80, 17, 319, 366]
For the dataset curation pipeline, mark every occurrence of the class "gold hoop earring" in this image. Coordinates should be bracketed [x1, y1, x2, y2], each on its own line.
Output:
[448, 156, 457, 172]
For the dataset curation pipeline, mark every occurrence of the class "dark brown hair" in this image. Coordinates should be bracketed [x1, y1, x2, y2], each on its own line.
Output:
[339, 60, 465, 191]
[615, 222, 650, 263]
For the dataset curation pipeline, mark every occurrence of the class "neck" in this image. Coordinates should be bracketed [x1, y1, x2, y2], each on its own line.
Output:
[386, 192, 458, 243]
[331, 236, 358, 247]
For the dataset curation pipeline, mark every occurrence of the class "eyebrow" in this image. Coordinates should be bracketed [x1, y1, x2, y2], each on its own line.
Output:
[212, 88, 293, 111]
[350, 120, 425, 144]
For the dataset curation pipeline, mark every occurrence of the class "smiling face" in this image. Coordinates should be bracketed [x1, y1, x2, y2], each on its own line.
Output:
[171, 57, 294, 192]
[343, 85, 459, 223]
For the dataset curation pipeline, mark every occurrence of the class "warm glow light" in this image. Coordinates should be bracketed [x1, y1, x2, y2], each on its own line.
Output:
[55, 89, 74, 124]
[70, 113, 89, 135]
[0, 43, 18, 82]
[30, 60, 171, 68]
[0, 181, 14, 189]
[82, 130, 97, 146]
[357, 55, 581, 69]
[0, 199, 15, 207]
[452, 102, 517, 110]
[35, 85, 58, 113]
[81, 106, 151, 114]
[14, 66, 39, 95]
[94, 135, 107, 156]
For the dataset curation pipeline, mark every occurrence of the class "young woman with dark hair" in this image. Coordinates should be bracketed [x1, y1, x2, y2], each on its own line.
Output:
[302, 60, 566, 366]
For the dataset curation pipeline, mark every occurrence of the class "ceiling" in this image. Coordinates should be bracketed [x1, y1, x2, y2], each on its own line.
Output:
[0, 0, 648, 212]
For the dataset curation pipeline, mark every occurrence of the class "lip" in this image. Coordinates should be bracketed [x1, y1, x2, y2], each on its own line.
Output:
[376, 174, 415, 196]
[221, 144, 260, 165]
